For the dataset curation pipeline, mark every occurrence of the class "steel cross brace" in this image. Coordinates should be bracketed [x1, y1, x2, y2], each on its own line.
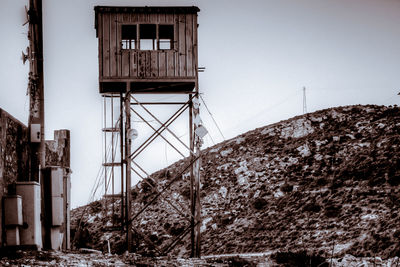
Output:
[126, 156, 200, 256]
[130, 166, 192, 223]
[128, 95, 196, 160]
[127, 155, 200, 226]
[130, 95, 197, 157]
[130, 161, 193, 220]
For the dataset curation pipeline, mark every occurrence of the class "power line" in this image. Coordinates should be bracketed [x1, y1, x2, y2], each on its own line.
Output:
[199, 94, 225, 141]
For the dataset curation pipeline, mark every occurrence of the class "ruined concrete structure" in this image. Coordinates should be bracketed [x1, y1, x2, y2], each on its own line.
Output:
[0, 109, 29, 245]
[0, 108, 71, 249]
[0, 109, 29, 193]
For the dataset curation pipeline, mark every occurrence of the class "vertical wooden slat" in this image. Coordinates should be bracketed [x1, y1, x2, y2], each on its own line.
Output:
[174, 14, 179, 77]
[122, 51, 130, 77]
[186, 14, 194, 77]
[165, 12, 174, 24]
[149, 13, 158, 24]
[145, 51, 151, 77]
[166, 51, 174, 77]
[150, 51, 158, 77]
[122, 13, 130, 24]
[116, 14, 122, 77]
[138, 51, 145, 78]
[102, 13, 110, 77]
[98, 13, 103, 79]
[130, 52, 137, 77]
[157, 13, 165, 77]
[159, 13, 166, 24]
[178, 14, 186, 77]
[159, 51, 166, 77]
[110, 13, 117, 77]
[193, 13, 199, 87]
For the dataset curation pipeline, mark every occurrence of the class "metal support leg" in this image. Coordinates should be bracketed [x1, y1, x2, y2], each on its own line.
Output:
[190, 93, 201, 258]
[125, 90, 132, 252]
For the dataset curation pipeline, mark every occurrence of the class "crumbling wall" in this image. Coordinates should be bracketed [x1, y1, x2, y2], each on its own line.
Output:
[45, 129, 70, 168]
[0, 109, 71, 248]
[0, 108, 29, 194]
[0, 108, 29, 246]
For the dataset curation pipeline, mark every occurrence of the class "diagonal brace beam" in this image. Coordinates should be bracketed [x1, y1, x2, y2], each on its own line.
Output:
[131, 95, 196, 156]
[130, 108, 186, 158]
[127, 155, 200, 226]
[128, 98, 191, 159]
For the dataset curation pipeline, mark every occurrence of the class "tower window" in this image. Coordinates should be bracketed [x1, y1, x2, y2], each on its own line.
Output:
[139, 24, 156, 50]
[121, 24, 174, 50]
[159, 25, 174, 50]
[121, 25, 136, 50]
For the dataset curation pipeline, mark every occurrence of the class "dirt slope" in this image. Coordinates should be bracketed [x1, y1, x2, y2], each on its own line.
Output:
[72, 104, 400, 259]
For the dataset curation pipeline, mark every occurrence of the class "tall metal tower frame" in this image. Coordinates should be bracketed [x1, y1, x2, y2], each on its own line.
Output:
[95, 6, 202, 256]
[101, 89, 202, 256]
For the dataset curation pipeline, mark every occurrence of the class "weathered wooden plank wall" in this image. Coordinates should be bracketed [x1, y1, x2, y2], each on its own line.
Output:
[97, 12, 197, 80]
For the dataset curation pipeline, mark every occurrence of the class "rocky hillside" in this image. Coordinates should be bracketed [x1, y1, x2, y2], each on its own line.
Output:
[72, 104, 400, 260]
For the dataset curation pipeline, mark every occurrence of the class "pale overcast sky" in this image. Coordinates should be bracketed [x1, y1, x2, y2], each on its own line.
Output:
[1, 0, 400, 208]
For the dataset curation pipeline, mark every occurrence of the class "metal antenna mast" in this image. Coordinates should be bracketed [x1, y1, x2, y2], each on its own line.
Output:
[27, 0, 45, 181]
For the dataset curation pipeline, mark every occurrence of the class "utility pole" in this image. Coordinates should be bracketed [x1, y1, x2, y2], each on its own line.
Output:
[303, 86, 307, 115]
[27, 0, 45, 181]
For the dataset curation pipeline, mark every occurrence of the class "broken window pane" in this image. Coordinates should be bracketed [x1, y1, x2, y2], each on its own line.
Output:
[121, 25, 136, 49]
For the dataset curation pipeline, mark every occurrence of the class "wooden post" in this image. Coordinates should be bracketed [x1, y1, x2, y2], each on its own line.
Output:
[28, 0, 45, 181]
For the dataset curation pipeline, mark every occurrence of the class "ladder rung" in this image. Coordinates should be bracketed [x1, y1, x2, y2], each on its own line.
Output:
[102, 162, 122, 167]
[102, 127, 120, 132]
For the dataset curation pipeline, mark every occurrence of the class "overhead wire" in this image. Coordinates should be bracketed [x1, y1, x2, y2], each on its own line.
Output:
[199, 94, 225, 141]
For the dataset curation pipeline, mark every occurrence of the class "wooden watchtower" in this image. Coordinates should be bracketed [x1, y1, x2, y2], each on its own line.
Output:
[94, 6, 202, 257]
[95, 6, 199, 94]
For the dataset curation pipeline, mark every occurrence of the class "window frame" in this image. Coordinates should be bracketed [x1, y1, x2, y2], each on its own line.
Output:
[121, 24, 137, 50]
[120, 23, 175, 51]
